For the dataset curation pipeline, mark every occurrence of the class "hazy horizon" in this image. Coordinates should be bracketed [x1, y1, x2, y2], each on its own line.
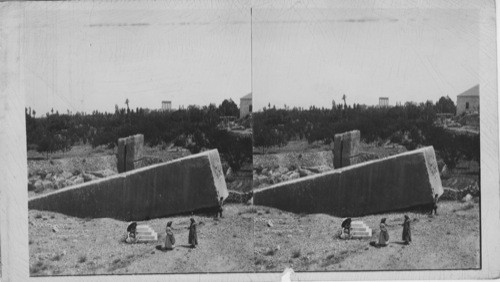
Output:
[253, 8, 480, 111]
[22, 6, 251, 115]
[22, 5, 481, 115]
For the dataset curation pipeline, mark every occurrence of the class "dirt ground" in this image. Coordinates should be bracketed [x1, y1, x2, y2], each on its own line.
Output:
[29, 204, 255, 276]
[27, 143, 480, 275]
[253, 200, 480, 272]
[29, 200, 479, 276]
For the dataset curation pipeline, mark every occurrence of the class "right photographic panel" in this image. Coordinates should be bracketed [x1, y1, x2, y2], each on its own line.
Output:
[252, 8, 480, 272]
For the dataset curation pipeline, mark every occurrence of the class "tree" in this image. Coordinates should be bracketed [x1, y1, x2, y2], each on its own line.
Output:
[218, 99, 239, 117]
[435, 96, 456, 114]
[125, 98, 130, 114]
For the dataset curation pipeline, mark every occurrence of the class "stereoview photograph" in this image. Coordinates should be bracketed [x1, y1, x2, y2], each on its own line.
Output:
[23, 3, 254, 276]
[8, 0, 495, 279]
[251, 8, 481, 272]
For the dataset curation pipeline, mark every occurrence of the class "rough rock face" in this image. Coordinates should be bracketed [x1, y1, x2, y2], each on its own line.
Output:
[254, 147, 443, 217]
[29, 150, 228, 221]
[117, 134, 144, 173]
[253, 165, 333, 189]
[333, 130, 361, 169]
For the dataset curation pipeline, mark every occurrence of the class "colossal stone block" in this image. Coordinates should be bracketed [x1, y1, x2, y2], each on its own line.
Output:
[254, 147, 443, 217]
[117, 134, 144, 173]
[29, 150, 228, 221]
[334, 130, 361, 169]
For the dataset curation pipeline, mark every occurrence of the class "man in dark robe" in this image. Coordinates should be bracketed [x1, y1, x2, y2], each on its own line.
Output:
[188, 218, 198, 248]
[402, 215, 411, 245]
[216, 197, 225, 218]
[432, 194, 439, 215]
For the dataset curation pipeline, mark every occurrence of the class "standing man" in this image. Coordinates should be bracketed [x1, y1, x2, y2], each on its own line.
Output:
[216, 196, 225, 219]
[402, 215, 412, 245]
[431, 194, 439, 215]
[188, 218, 198, 248]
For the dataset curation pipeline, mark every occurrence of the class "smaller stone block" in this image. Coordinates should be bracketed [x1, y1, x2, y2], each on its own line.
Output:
[350, 221, 372, 239]
[117, 134, 144, 173]
[136, 225, 158, 242]
[333, 130, 361, 169]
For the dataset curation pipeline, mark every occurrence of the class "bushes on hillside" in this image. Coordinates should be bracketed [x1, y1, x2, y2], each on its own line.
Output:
[253, 99, 478, 169]
[25, 102, 252, 172]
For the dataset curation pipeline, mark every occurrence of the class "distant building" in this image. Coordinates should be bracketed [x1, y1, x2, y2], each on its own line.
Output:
[379, 97, 389, 107]
[161, 101, 172, 111]
[456, 85, 479, 116]
[240, 93, 252, 118]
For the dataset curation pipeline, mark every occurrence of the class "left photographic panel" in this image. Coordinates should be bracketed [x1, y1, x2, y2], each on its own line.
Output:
[23, 2, 254, 276]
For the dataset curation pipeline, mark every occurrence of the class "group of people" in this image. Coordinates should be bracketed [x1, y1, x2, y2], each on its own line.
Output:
[340, 215, 412, 246]
[126, 218, 199, 249]
[164, 218, 199, 250]
[340, 194, 440, 245]
[377, 216, 412, 246]
[125, 196, 226, 250]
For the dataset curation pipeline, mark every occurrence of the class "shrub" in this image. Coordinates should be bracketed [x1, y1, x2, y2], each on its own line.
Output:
[78, 255, 87, 263]
[30, 261, 49, 275]
[292, 249, 301, 258]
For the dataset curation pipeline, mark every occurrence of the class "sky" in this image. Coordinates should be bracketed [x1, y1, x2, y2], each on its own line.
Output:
[22, 5, 481, 115]
[23, 6, 251, 115]
[253, 8, 480, 110]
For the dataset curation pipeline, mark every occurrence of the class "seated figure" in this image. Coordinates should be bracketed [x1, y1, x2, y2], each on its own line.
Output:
[340, 218, 352, 239]
[125, 222, 138, 244]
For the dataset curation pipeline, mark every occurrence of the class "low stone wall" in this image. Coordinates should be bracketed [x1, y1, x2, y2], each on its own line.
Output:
[254, 147, 443, 217]
[29, 150, 228, 221]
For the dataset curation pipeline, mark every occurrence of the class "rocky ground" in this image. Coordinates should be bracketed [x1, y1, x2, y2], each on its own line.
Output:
[27, 142, 480, 275]
[28, 145, 192, 198]
[29, 200, 479, 276]
[253, 200, 480, 272]
[253, 141, 407, 189]
[29, 204, 255, 276]
[252, 141, 479, 202]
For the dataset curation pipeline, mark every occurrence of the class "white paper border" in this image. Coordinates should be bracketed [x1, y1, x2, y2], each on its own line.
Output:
[0, 0, 498, 281]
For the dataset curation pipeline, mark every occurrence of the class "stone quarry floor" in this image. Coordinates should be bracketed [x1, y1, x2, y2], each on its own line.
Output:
[29, 200, 479, 276]
[253, 200, 480, 272]
[29, 204, 255, 276]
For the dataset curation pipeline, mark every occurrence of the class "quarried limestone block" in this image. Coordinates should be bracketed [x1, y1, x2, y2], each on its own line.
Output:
[254, 146, 443, 217]
[29, 150, 228, 221]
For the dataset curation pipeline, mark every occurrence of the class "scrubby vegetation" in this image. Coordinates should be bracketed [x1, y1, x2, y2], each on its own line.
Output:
[253, 96, 479, 170]
[25, 99, 251, 171]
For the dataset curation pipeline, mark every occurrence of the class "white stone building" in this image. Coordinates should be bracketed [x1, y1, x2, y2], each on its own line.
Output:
[456, 85, 479, 116]
[240, 93, 252, 118]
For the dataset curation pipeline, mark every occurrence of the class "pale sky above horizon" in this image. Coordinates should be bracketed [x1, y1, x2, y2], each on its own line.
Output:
[22, 6, 481, 114]
[23, 7, 251, 115]
[253, 8, 480, 110]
